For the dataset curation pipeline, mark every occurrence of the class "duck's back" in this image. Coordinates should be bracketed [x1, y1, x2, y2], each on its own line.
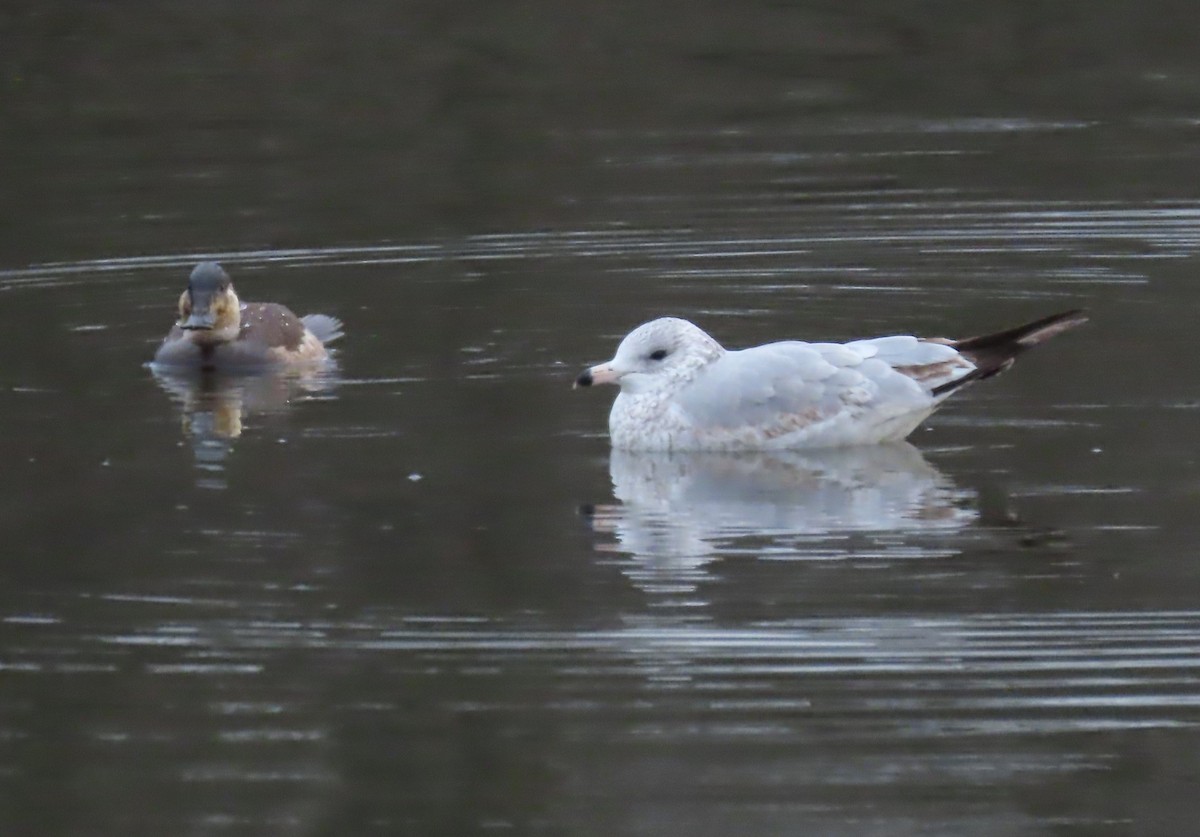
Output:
[235, 302, 335, 366]
[236, 302, 305, 348]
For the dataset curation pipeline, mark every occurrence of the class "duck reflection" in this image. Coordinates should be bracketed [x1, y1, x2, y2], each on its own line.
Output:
[586, 444, 975, 598]
[150, 365, 338, 480]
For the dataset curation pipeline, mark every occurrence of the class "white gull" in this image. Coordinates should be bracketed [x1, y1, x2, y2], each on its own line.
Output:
[575, 310, 1087, 451]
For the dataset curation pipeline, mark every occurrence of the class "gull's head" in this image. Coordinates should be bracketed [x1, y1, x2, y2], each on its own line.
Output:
[575, 317, 724, 395]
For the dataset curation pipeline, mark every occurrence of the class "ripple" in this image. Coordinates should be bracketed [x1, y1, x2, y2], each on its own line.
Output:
[1, 199, 1196, 290]
[53, 608, 1200, 736]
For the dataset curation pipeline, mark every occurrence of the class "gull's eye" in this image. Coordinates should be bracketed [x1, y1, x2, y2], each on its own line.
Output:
[649, 349, 668, 361]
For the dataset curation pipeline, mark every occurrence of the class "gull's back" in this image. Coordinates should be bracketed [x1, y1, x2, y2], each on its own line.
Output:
[668, 338, 961, 449]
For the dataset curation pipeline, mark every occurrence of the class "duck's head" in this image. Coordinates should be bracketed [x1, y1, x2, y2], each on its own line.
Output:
[178, 262, 241, 343]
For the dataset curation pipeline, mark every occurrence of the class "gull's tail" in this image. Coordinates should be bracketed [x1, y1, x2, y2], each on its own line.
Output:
[931, 309, 1088, 397]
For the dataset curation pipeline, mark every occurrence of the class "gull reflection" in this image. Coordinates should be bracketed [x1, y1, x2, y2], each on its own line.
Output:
[150, 365, 338, 485]
[587, 444, 975, 599]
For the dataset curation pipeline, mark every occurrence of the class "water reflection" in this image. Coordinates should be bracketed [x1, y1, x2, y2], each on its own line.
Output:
[150, 365, 339, 486]
[587, 444, 975, 599]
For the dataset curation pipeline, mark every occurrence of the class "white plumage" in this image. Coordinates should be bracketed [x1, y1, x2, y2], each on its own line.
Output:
[576, 312, 1086, 451]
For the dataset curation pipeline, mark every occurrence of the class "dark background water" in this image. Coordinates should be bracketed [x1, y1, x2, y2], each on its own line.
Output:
[4, 2, 1200, 835]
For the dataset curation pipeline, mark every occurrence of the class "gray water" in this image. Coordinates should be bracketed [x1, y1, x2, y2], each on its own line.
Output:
[4, 3, 1200, 835]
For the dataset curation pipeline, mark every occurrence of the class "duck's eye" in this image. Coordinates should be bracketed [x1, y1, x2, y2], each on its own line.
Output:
[649, 349, 668, 361]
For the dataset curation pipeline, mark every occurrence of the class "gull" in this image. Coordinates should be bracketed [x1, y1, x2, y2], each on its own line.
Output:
[575, 310, 1087, 450]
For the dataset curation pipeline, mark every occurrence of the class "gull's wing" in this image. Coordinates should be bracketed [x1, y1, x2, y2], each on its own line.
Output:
[673, 338, 974, 438]
[845, 335, 975, 392]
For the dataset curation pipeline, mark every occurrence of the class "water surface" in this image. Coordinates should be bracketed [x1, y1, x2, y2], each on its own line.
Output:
[4, 3, 1200, 835]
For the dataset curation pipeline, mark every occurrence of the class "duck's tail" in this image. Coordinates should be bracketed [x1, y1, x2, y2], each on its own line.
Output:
[931, 309, 1088, 397]
[302, 314, 345, 344]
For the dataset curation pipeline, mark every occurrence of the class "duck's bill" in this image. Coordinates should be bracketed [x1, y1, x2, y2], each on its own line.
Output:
[181, 312, 216, 330]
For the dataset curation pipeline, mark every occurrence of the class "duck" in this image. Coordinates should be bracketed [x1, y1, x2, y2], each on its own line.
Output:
[574, 310, 1087, 451]
[152, 262, 343, 371]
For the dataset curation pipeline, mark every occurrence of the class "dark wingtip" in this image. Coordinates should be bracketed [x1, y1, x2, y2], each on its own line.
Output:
[956, 308, 1089, 353]
[1013, 308, 1088, 347]
[933, 309, 1088, 398]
